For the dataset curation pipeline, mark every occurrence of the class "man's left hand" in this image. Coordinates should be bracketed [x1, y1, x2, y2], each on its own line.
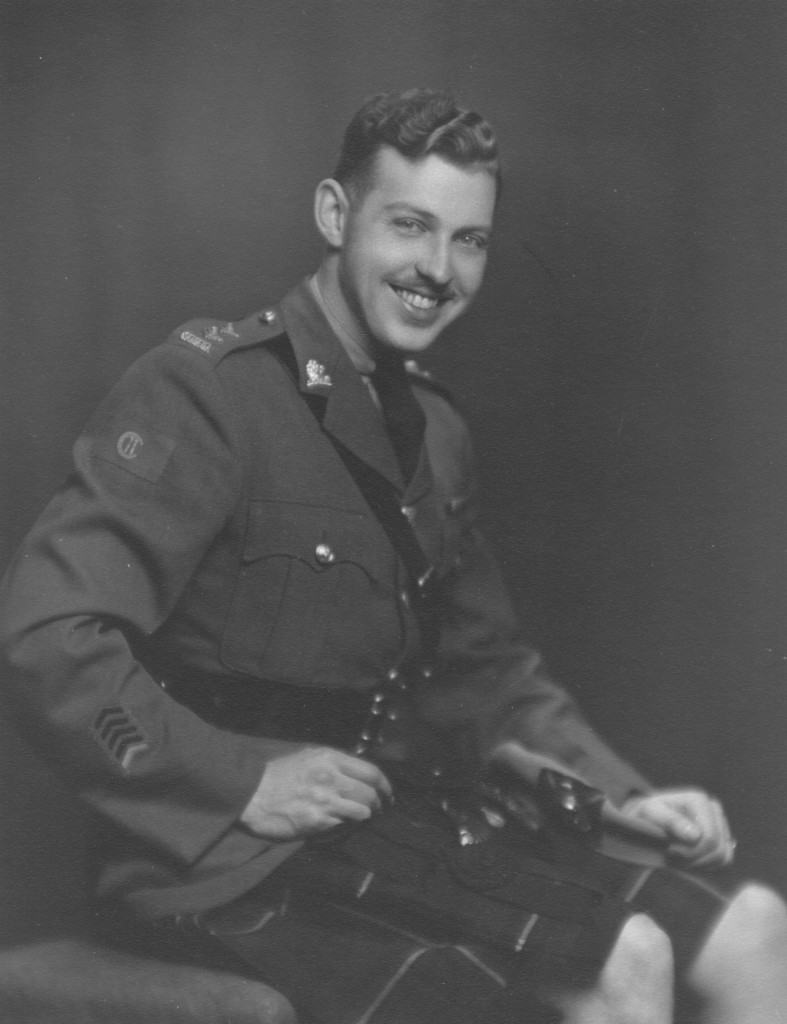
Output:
[620, 789, 736, 867]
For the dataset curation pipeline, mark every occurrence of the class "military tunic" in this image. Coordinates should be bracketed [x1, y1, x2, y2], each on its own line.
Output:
[0, 279, 649, 922]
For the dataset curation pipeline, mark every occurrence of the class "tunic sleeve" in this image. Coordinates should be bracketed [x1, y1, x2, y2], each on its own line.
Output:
[0, 342, 299, 867]
[415, 395, 651, 805]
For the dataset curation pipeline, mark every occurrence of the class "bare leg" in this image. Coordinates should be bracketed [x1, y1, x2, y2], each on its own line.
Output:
[688, 883, 787, 1024]
[545, 913, 674, 1024]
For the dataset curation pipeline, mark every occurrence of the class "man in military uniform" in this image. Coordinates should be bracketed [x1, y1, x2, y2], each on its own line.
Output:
[2, 88, 786, 1023]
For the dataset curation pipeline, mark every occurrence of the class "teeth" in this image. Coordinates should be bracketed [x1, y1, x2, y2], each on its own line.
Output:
[396, 288, 438, 310]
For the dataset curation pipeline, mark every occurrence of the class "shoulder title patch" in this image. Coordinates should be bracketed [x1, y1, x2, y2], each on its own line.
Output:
[167, 310, 285, 365]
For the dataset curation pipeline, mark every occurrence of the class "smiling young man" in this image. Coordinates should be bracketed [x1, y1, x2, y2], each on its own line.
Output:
[2, 88, 787, 1024]
[314, 144, 494, 357]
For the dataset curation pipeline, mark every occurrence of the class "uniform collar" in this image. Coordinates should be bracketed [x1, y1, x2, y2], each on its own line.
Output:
[278, 279, 406, 491]
[307, 275, 377, 376]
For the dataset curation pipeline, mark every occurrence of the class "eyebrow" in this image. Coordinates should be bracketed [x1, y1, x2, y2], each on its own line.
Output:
[382, 202, 493, 234]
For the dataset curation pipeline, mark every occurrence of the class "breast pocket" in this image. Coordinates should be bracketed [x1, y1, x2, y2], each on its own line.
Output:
[220, 501, 384, 682]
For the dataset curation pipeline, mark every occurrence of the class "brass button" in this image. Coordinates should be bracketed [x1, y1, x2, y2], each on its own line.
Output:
[315, 543, 335, 564]
[386, 667, 400, 683]
[259, 309, 276, 324]
[401, 505, 415, 522]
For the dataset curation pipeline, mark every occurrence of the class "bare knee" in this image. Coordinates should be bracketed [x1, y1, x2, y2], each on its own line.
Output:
[691, 882, 787, 990]
[733, 882, 787, 943]
[550, 914, 674, 1024]
[685, 883, 787, 1021]
[706, 882, 787, 961]
[606, 913, 674, 997]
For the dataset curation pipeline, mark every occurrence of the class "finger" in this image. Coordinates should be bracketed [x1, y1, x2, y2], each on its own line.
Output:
[305, 813, 346, 835]
[633, 799, 703, 845]
[664, 791, 730, 848]
[336, 777, 385, 814]
[676, 799, 716, 848]
[710, 798, 732, 847]
[334, 753, 394, 800]
[631, 791, 735, 866]
[291, 793, 374, 834]
[688, 799, 736, 866]
[330, 795, 378, 824]
[666, 796, 735, 865]
[684, 794, 730, 851]
[712, 799, 738, 865]
[683, 836, 733, 868]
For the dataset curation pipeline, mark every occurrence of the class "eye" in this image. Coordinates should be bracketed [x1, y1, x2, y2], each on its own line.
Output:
[457, 232, 490, 252]
[393, 218, 426, 235]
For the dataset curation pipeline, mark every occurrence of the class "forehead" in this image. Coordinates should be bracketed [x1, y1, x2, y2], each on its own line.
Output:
[359, 146, 496, 228]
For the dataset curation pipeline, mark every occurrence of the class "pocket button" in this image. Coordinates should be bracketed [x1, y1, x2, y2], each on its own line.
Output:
[315, 542, 336, 564]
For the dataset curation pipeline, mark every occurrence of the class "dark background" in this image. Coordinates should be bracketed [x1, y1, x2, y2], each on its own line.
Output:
[2, 0, 786, 945]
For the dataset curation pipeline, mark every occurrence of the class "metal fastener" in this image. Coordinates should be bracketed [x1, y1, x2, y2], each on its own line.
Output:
[315, 543, 336, 564]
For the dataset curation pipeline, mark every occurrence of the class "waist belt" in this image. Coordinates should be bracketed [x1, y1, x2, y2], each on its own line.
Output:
[164, 674, 374, 747]
[162, 671, 448, 768]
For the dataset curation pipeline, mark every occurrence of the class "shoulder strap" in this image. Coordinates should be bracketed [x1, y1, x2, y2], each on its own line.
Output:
[167, 309, 286, 365]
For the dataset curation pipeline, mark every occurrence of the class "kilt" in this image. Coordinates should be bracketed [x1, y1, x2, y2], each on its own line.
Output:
[157, 784, 733, 1024]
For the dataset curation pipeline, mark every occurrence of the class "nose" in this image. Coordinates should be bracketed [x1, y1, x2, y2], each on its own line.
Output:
[415, 235, 453, 287]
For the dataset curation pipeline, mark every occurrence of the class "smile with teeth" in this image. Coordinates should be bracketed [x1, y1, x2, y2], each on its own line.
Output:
[392, 286, 442, 311]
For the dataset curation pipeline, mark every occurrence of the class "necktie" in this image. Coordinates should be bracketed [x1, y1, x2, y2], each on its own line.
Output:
[370, 355, 426, 484]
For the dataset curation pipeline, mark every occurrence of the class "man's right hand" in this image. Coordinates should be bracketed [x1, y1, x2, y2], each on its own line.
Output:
[240, 746, 393, 840]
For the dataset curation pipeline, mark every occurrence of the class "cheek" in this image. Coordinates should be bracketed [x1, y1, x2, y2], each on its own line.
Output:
[357, 229, 418, 274]
[458, 258, 487, 296]
[341, 245, 377, 299]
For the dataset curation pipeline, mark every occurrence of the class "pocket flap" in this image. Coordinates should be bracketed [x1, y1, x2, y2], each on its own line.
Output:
[243, 501, 384, 579]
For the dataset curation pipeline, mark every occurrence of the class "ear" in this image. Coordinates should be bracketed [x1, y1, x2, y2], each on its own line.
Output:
[314, 178, 350, 248]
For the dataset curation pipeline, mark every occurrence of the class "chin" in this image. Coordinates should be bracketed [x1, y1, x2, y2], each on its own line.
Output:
[377, 330, 441, 355]
[373, 313, 453, 354]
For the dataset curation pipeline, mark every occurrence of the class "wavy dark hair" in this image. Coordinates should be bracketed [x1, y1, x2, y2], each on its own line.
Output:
[334, 88, 501, 201]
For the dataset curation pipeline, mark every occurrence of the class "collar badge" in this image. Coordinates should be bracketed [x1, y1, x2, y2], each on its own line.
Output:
[305, 359, 332, 388]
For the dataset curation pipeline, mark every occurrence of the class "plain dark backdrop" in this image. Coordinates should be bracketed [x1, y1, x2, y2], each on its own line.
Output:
[2, 0, 786, 945]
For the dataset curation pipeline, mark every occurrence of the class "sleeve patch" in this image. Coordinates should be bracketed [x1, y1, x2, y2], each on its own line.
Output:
[92, 706, 150, 772]
[92, 427, 176, 483]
